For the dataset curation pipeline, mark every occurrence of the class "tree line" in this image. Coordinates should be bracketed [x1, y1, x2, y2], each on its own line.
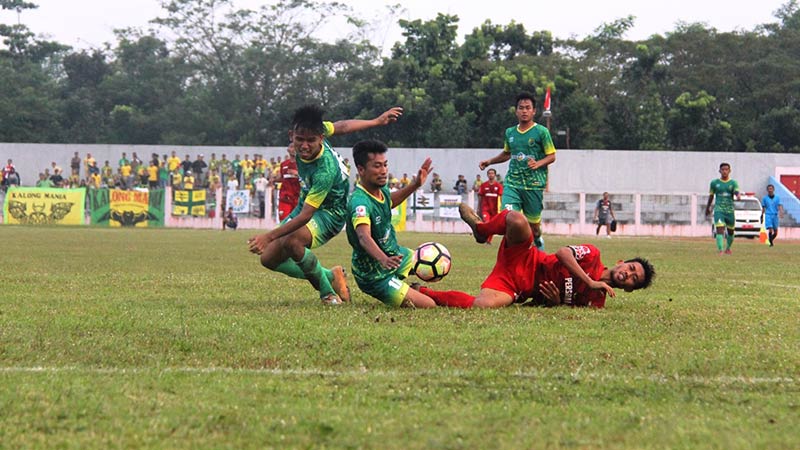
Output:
[2, 0, 799, 152]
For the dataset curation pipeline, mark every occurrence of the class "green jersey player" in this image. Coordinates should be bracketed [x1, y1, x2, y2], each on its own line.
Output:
[346, 140, 437, 308]
[479, 92, 556, 250]
[248, 105, 404, 304]
[705, 162, 740, 255]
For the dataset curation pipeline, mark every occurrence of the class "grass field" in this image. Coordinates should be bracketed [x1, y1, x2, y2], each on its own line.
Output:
[1, 225, 798, 449]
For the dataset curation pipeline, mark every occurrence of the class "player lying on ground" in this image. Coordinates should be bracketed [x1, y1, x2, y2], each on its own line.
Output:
[414, 204, 655, 308]
[248, 105, 403, 305]
[345, 140, 437, 308]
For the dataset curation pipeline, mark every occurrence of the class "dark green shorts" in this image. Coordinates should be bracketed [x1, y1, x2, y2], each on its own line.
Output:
[502, 187, 544, 224]
[282, 207, 346, 249]
[713, 210, 735, 230]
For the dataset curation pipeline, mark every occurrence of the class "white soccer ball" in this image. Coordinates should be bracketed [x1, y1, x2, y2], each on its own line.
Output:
[412, 242, 452, 282]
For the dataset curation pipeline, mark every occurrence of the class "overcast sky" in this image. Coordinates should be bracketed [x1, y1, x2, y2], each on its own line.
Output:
[1, 0, 791, 52]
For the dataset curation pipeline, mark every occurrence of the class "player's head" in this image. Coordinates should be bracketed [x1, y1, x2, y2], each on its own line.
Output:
[515, 92, 536, 124]
[603, 191, 609, 200]
[767, 184, 775, 195]
[719, 162, 731, 178]
[353, 140, 389, 188]
[290, 105, 326, 160]
[487, 168, 497, 181]
[609, 257, 655, 292]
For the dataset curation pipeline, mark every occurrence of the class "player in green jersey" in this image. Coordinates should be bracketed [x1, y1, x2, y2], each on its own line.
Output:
[478, 92, 556, 250]
[705, 162, 740, 255]
[346, 140, 436, 308]
[248, 105, 404, 304]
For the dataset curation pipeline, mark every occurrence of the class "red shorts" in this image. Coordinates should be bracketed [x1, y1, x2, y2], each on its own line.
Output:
[481, 207, 499, 222]
[278, 201, 295, 221]
[480, 234, 537, 300]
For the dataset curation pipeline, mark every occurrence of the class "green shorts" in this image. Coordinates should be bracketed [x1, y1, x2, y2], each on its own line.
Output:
[713, 210, 735, 230]
[502, 187, 544, 224]
[282, 207, 346, 249]
[355, 247, 414, 307]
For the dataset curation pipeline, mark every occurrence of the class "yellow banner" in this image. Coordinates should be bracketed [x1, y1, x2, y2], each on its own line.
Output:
[391, 199, 406, 231]
[3, 187, 85, 225]
[109, 189, 151, 227]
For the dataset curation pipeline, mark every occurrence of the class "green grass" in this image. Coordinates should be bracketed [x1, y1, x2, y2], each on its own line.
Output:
[1, 226, 798, 449]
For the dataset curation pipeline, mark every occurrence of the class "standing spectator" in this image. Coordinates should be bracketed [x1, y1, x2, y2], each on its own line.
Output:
[101, 161, 114, 187]
[50, 161, 62, 175]
[278, 145, 300, 221]
[50, 168, 65, 187]
[88, 161, 100, 177]
[478, 168, 504, 243]
[223, 207, 238, 230]
[183, 171, 195, 190]
[130, 152, 142, 173]
[70, 152, 81, 176]
[219, 154, 231, 186]
[181, 154, 193, 174]
[158, 159, 169, 188]
[36, 172, 54, 188]
[147, 161, 160, 189]
[430, 173, 443, 193]
[231, 154, 242, 186]
[593, 192, 616, 238]
[2, 159, 17, 191]
[241, 159, 254, 191]
[472, 174, 482, 193]
[762, 184, 785, 247]
[171, 169, 183, 191]
[399, 173, 411, 189]
[254, 172, 270, 219]
[167, 151, 181, 173]
[119, 161, 133, 190]
[209, 153, 219, 177]
[192, 154, 208, 187]
[84, 153, 96, 176]
[89, 171, 102, 189]
[705, 162, 740, 255]
[118, 152, 129, 169]
[454, 174, 468, 195]
[207, 169, 221, 191]
[226, 171, 239, 193]
[478, 92, 556, 250]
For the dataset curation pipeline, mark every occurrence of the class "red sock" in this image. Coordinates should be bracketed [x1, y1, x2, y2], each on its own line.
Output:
[476, 209, 510, 238]
[420, 287, 475, 309]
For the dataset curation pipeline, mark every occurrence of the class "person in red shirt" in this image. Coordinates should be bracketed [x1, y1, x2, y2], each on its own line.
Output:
[478, 168, 503, 243]
[278, 145, 301, 221]
[415, 204, 655, 308]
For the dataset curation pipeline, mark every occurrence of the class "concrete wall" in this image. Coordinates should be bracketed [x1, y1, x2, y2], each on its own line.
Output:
[2, 143, 800, 195]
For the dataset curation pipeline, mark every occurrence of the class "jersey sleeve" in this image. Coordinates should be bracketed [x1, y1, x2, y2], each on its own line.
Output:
[350, 202, 372, 228]
[323, 121, 335, 137]
[567, 244, 600, 265]
[733, 180, 740, 194]
[502, 128, 511, 153]
[540, 127, 556, 155]
[709, 180, 716, 195]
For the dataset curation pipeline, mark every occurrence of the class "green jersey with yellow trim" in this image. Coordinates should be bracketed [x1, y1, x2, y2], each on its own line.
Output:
[346, 184, 402, 282]
[710, 178, 739, 214]
[503, 123, 556, 190]
[295, 121, 350, 215]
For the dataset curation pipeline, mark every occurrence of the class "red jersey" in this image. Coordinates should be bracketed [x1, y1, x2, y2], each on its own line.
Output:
[479, 181, 503, 217]
[279, 158, 300, 202]
[534, 244, 607, 308]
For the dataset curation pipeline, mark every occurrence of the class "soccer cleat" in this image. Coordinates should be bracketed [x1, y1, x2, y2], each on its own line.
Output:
[718, 251, 724, 256]
[330, 265, 351, 302]
[320, 293, 343, 305]
[458, 203, 487, 243]
[534, 236, 545, 250]
[724, 249, 732, 255]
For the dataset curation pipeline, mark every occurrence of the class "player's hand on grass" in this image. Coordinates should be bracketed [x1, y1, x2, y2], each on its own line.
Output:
[248, 233, 273, 255]
[380, 254, 404, 270]
[588, 280, 615, 298]
[538, 281, 561, 306]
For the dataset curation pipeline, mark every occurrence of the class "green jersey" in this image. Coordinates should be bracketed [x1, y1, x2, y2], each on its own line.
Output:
[503, 123, 556, 190]
[295, 121, 350, 215]
[710, 178, 739, 214]
[346, 184, 402, 282]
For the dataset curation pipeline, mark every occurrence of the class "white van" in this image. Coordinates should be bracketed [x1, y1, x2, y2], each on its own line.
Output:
[711, 194, 763, 239]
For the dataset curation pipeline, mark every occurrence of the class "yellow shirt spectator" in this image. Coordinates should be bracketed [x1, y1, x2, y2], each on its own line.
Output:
[171, 172, 183, 188]
[90, 173, 101, 188]
[168, 155, 181, 172]
[184, 175, 195, 190]
[120, 164, 132, 177]
[147, 165, 159, 182]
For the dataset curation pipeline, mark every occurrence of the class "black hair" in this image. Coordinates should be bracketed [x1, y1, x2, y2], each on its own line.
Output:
[625, 257, 655, 290]
[352, 140, 388, 169]
[292, 105, 326, 135]
[487, 168, 497, 175]
[719, 162, 731, 169]
[515, 92, 537, 109]
[767, 184, 774, 189]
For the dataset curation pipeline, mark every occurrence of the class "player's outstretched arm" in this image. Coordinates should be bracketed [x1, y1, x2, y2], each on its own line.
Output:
[479, 152, 511, 170]
[355, 224, 403, 270]
[555, 247, 615, 298]
[332, 107, 403, 135]
[391, 158, 432, 208]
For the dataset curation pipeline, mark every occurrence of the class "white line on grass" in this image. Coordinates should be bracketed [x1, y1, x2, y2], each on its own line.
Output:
[0, 366, 794, 385]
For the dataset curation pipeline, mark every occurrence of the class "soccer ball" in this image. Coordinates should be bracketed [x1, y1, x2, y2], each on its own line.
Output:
[412, 242, 452, 282]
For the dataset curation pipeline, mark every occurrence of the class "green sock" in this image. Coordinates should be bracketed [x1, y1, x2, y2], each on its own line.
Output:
[715, 234, 724, 251]
[726, 234, 734, 249]
[274, 259, 306, 280]
[298, 249, 334, 297]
